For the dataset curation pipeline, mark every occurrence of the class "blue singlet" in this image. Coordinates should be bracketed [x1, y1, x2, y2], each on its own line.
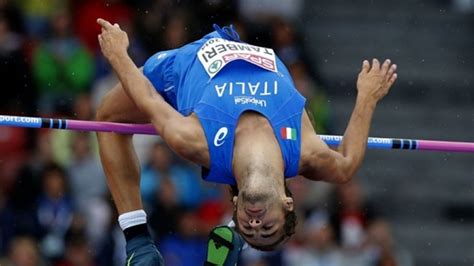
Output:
[143, 25, 306, 185]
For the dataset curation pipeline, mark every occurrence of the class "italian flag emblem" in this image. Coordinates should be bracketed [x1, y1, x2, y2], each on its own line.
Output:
[281, 127, 297, 140]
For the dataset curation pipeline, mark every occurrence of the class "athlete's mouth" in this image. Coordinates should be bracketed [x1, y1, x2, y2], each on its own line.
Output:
[245, 207, 265, 216]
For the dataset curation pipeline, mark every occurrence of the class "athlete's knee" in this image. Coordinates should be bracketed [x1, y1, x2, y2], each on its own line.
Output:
[96, 96, 115, 122]
[96, 90, 124, 122]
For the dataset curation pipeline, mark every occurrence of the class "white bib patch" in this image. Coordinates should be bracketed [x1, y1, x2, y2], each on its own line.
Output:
[198, 38, 278, 78]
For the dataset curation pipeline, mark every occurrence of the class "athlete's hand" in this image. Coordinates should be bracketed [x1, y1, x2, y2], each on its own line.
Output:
[97, 18, 129, 61]
[356, 59, 397, 103]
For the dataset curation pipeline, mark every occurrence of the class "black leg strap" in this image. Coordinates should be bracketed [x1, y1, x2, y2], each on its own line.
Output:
[208, 230, 234, 251]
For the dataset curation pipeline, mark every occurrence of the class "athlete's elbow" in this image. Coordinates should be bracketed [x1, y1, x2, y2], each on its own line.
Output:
[334, 171, 354, 184]
[334, 160, 358, 184]
[162, 122, 192, 158]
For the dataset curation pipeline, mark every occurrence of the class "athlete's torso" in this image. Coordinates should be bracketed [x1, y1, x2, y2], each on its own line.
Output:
[143, 25, 306, 184]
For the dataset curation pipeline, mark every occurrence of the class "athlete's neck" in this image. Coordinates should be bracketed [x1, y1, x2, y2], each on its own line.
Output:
[233, 112, 285, 195]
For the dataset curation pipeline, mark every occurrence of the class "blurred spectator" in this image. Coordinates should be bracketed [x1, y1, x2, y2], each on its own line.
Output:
[271, 18, 304, 66]
[16, 0, 67, 38]
[241, 248, 283, 266]
[140, 141, 202, 208]
[37, 163, 74, 259]
[50, 95, 97, 167]
[0, 192, 11, 254]
[0, 0, 25, 34]
[32, 9, 94, 114]
[66, 132, 109, 250]
[0, 10, 35, 188]
[0, 133, 55, 253]
[193, 0, 238, 31]
[149, 173, 183, 241]
[287, 177, 333, 215]
[56, 220, 96, 266]
[8, 131, 56, 209]
[159, 210, 207, 266]
[2, 235, 45, 266]
[0, 9, 35, 114]
[60, 235, 95, 266]
[74, 0, 132, 53]
[285, 211, 343, 266]
[67, 132, 106, 211]
[330, 181, 378, 251]
[196, 198, 227, 235]
[269, 18, 326, 87]
[161, 9, 192, 50]
[238, 0, 303, 22]
[133, 0, 169, 52]
[366, 219, 413, 266]
[93, 197, 126, 266]
[0, 126, 29, 191]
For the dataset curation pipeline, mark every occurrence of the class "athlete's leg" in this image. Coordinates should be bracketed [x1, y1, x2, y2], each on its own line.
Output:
[96, 83, 148, 214]
[96, 83, 163, 265]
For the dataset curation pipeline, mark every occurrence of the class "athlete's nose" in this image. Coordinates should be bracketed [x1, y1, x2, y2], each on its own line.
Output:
[249, 218, 262, 228]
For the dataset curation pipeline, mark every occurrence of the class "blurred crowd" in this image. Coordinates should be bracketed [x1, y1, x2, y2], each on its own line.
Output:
[0, 0, 411, 265]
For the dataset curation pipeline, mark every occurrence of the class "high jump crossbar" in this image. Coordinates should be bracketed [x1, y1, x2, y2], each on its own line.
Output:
[1, 115, 473, 153]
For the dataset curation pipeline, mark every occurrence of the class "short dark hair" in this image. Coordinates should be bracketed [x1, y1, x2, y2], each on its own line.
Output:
[229, 183, 297, 251]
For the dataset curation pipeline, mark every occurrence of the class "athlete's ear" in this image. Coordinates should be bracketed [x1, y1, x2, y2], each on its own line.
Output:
[232, 196, 238, 206]
[283, 197, 294, 212]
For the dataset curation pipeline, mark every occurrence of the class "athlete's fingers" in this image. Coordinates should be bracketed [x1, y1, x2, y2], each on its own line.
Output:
[387, 73, 398, 88]
[360, 60, 370, 74]
[372, 58, 380, 71]
[98, 35, 103, 48]
[381, 59, 391, 75]
[114, 23, 121, 29]
[97, 18, 113, 30]
[386, 64, 397, 80]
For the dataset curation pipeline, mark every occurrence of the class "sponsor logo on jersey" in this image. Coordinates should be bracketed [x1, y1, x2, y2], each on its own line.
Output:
[234, 96, 267, 107]
[198, 38, 277, 78]
[213, 127, 228, 147]
[208, 60, 223, 74]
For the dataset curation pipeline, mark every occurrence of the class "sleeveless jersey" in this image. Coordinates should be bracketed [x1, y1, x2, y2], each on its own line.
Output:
[143, 25, 306, 185]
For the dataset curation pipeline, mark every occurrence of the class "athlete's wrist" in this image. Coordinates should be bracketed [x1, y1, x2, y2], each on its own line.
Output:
[355, 93, 377, 109]
[107, 50, 130, 67]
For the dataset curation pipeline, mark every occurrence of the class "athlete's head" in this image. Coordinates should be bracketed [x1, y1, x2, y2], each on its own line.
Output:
[230, 182, 297, 251]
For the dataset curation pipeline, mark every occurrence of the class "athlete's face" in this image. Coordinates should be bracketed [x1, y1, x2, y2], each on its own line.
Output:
[233, 191, 293, 249]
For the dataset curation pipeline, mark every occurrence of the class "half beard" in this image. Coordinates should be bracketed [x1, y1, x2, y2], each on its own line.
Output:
[241, 190, 271, 204]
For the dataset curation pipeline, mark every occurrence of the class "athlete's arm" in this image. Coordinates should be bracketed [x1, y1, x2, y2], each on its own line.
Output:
[97, 18, 179, 133]
[97, 18, 209, 166]
[300, 59, 397, 183]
